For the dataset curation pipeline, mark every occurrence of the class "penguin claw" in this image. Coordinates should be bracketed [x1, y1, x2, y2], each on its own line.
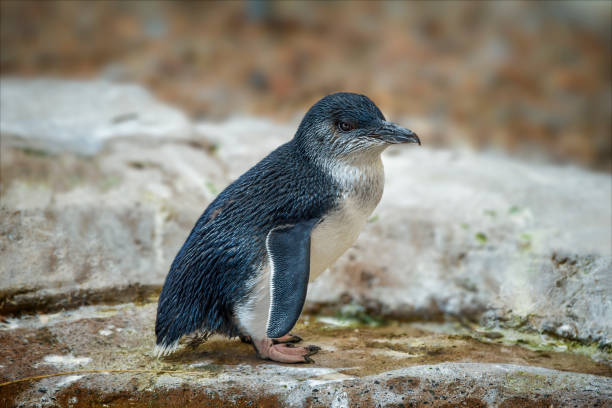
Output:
[272, 333, 303, 344]
[303, 344, 320, 363]
[254, 338, 321, 364]
[239, 335, 253, 344]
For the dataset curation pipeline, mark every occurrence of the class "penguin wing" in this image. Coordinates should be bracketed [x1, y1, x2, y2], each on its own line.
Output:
[265, 218, 319, 338]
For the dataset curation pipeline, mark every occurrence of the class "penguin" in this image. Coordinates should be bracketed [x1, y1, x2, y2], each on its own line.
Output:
[155, 92, 420, 363]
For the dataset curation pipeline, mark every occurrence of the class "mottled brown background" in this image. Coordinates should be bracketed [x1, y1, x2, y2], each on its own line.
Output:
[1, 0, 610, 170]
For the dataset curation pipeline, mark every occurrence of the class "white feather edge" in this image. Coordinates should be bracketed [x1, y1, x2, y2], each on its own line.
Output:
[155, 230, 287, 355]
[152, 340, 179, 357]
[265, 227, 278, 337]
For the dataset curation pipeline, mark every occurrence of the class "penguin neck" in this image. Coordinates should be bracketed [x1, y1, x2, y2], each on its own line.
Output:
[319, 149, 385, 210]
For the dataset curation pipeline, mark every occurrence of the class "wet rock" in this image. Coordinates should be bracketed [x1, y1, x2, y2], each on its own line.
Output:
[0, 78, 192, 155]
[308, 146, 612, 346]
[2, 110, 610, 349]
[192, 118, 612, 346]
[0, 303, 610, 407]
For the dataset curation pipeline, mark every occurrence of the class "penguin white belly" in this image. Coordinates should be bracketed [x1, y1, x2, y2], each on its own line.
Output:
[235, 201, 369, 341]
[309, 196, 374, 282]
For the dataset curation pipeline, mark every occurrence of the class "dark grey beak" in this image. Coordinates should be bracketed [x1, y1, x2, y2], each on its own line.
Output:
[377, 121, 421, 145]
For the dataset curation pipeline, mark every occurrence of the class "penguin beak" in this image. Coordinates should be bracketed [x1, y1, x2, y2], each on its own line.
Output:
[376, 121, 421, 145]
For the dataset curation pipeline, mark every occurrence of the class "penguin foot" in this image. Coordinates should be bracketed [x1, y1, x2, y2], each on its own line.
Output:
[272, 333, 303, 344]
[254, 338, 320, 363]
[241, 333, 301, 345]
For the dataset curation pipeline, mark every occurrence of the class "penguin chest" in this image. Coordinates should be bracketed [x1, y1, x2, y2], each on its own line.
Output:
[309, 196, 375, 281]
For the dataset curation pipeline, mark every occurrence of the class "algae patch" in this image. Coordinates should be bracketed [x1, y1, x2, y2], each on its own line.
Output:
[412, 320, 612, 367]
[315, 304, 386, 329]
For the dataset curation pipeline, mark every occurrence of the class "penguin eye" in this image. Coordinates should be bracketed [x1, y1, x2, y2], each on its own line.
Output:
[338, 121, 353, 132]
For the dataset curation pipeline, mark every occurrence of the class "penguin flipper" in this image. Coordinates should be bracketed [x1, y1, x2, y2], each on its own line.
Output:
[266, 219, 319, 339]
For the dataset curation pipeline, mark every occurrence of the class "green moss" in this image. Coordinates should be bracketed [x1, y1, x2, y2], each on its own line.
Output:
[475, 232, 487, 243]
[483, 209, 496, 217]
[508, 205, 522, 214]
[414, 317, 612, 364]
[20, 147, 53, 157]
[205, 181, 219, 196]
[100, 174, 122, 191]
[367, 215, 379, 223]
[316, 304, 386, 329]
[504, 371, 550, 393]
[209, 143, 220, 154]
[476, 325, 612, 363]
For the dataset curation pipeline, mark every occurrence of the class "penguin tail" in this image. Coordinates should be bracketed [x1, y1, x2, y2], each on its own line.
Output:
[153, 339, 179, 358]
[153, 330, 212, 357]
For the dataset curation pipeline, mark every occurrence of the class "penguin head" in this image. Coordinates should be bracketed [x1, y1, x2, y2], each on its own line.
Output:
[294, 92, 420, 160]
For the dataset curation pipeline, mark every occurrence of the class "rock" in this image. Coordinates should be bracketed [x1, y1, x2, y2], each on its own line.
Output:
[1, 111, 611, 405]
[0, 78, 221, 314]
[195, 117, 293, 179]
[0, 78, 192, 155]
[2, 107, 610, 349]
[0, 138, 227, 314]
[194, 118, 611, 347]
[309, 147, 612, 346]
[1, 302, 610, 407]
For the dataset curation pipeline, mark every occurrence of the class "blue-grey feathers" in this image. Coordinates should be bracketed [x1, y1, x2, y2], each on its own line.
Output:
[155, 142, 337, 348]
[266, 219, 319, 339]
[155, 92, 386, 349]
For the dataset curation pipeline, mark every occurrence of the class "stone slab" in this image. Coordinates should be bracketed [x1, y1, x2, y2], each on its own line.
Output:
[0, 82, 610, 350]
[0, 78, 192, 155]
[1, 302, 610, 407]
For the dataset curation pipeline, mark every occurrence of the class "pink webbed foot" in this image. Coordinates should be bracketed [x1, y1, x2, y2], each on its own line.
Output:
[254, 338, 320, 363]
[241, 333, 302, 345]
[272, 333, 303, 344]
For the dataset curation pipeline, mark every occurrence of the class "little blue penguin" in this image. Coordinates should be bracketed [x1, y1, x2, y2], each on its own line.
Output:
[155, 92, 420, 363]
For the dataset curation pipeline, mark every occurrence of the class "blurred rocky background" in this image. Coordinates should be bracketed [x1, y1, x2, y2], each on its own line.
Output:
[1, 0, 611, 169]
[1, 1, 611, 406]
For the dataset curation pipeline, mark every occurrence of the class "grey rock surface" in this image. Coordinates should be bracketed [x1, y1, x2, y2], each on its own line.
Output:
[196, 118, 612, 346]
[1, 80, 610, 351]
[195, 117, 293, 179]
[1, 137, 227, 313]
[309, 147, 612, 346]
[0, 78, 192, 155]
[1, 302, 610, 407]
